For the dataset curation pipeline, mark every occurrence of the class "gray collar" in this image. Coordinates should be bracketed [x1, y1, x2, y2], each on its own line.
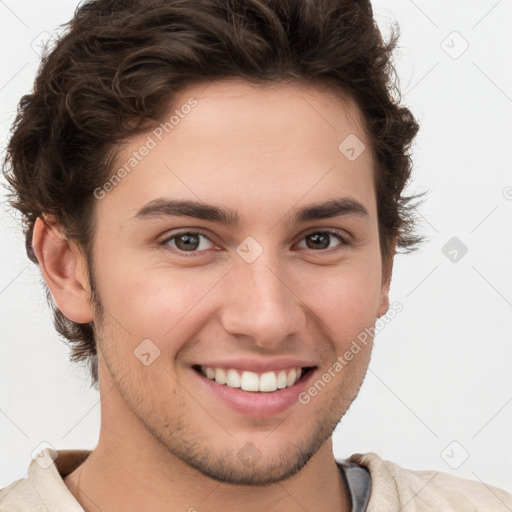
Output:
[337, 459, 371, 512]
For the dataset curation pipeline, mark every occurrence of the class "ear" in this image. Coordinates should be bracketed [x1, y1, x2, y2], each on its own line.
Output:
[32, 215, 95, 324]
[377, 238, 396, 318]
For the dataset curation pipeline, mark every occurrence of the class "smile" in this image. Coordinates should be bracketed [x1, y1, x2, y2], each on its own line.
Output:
[199, 366, 304, 392]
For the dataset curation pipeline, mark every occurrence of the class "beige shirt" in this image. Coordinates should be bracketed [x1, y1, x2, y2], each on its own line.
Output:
[1, 448, 511, 511]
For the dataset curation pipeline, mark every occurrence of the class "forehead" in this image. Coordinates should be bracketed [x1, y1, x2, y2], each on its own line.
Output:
[96, 79, 376, 226]
[168, 78, 368, 154]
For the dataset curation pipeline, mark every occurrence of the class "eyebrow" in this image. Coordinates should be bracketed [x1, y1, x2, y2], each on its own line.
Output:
[131, 197, 368, 227]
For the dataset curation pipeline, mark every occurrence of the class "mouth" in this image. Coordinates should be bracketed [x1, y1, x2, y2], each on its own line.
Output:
[193, 365, 315, 393]
[191, 360, 317, 416]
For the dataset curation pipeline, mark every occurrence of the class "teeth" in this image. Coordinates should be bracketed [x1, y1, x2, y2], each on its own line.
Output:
[214, 368, 227, 384]
[201, 366, 304, 392]
[259, 371, 277, 392]
[240, 371, 259, 391]
[276, 370, 287, 389]
[226, 369, 241, 388]
[286, 368, 297, 387]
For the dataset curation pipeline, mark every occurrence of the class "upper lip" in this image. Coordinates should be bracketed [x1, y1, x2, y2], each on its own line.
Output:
[194, 358, 316, 373]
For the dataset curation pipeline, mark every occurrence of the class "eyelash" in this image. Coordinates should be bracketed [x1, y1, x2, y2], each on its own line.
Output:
[159, 229, 350, 257]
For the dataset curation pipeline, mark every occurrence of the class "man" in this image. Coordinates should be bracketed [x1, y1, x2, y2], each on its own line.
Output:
[1, 0, 511, 510]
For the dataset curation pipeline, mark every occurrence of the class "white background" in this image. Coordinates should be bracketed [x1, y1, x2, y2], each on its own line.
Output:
[1, 0, 511, 496]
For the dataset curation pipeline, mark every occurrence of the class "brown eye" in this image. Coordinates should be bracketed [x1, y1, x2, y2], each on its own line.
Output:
[161, 232, 214, 254]
[297, 230, 346, 251]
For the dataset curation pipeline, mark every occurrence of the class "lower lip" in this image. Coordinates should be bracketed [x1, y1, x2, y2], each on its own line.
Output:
[195, 369, 315, 417]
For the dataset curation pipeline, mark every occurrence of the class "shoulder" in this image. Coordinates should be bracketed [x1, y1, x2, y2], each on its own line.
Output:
[0, 476, 43, 512]
[348, 452, 512, 512]
[0, 448, 89, 512]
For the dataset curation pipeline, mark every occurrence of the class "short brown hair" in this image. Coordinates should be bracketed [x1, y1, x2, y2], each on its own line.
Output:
[3, 0, 421, 386]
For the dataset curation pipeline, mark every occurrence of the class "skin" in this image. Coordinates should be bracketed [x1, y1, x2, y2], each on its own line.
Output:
[33, 79, 394, 512]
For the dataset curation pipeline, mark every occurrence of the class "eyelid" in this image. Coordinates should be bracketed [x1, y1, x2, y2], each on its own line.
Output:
[159, 228, 212, 244]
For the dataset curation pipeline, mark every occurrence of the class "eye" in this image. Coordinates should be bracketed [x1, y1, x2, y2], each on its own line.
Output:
[296, 229, 348, 251]
[159, 228, 349, 257]
[160, 231, 216, 255]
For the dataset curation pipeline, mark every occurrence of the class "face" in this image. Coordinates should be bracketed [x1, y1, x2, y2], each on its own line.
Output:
[80, 80, 391, 484]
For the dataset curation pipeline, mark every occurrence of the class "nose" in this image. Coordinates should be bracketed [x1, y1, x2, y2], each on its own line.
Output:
[218, 250, 306, 348]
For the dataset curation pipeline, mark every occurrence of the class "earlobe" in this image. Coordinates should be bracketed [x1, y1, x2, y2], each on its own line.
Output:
[32, 215, 94, 324]
[377, 283, 391, 318]
[377, 242, 396, 318]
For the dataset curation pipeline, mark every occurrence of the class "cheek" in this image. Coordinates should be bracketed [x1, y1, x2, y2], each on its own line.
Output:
[303, 260, 383, 336]
[95, 252, 226, 342]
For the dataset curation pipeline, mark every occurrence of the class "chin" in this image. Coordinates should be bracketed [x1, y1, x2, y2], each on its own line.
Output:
[158, 411, 339, 486]
[181, 444, 318, 486]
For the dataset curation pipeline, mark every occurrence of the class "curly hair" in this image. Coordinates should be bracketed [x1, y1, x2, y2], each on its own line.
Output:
[2, 0, 421, 387]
